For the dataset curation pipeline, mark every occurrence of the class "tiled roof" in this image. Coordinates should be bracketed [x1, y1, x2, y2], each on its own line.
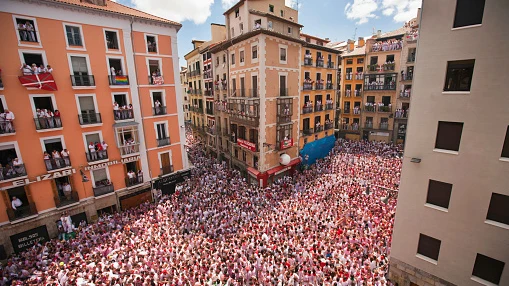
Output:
[377, 27, 406, 39]
[342, 46, 366, 57]
[47, 0, 181, 27]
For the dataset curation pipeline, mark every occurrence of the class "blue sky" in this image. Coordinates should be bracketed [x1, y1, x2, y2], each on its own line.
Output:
[115, 0, 421, 67]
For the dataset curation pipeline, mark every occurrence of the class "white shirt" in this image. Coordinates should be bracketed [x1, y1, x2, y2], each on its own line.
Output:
[5, 111, 14, 120]
[12, 198, 22, 210]
[89, 144, 96, 152]
[102, 143, 108, 150]
[63, 184, 72, 193]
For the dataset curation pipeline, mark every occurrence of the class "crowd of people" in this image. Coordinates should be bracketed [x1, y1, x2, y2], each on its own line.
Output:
[371, 39, 403, 52]
[0, 158, 25, 181]
[43, 149, 71, 170]
[0, 109, 16, 134]
[87, 141, 108, 161]
[35, 108, 61, 129]
[0, 128, 403, 285]
[113, 102, 134, 120]
[20, 63, 53, 75]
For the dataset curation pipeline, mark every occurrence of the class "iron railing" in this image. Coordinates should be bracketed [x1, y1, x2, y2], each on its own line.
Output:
[71, 75, 95, 86]
[78, 113, 102, 125]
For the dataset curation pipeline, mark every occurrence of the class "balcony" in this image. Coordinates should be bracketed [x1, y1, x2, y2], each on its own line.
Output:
[249, 88, 259, 98]
[364, 105, 376, 113]
[119, 143, 140, 156]
[382, 64, 395, 71]
[327, 61, 335, 69]
[325, 103, 334, 110]
[71, 75, 95, 87]
[44, 158, 71, 171]
[157, 137, 171, 147]
[7, 202, 37, 222]
[315, 83, 324, 90]
[315, 125, 323, 133]
[85, 150, 108, 163]
[0, 164, 27, 181]
[206, 127, 217, 135]
[365, 122, 374, 129]
[353, 108, 361, 115]
[192, 89, 202, 95]
[303, 83, 313, 90]
[108, 75, 129, 86]
[54, 191, 79, 208]
[78, 113, 102, 125]
[344, 90, 352, 97]
[370, 40, 403, 53]
[152, 106, 167, 116]
[354, 90, 362, 97]
[325, 122, 333, 130]
[407, 55, 416, 63]
[378, 105, 392, 113]
[160, 165, 174, 176]
[355, 74, 364, 80]
[204, 90, 214, 97]
[236, 138, 259, 152]
[314, 104, 324, 112]
[316, 59, 324, 68]
[148, 75, 164, 85]
[302, 106, 313, 114]
[302, 128, 314, 136]
[303, 58, 313, 66]
[345, 73, 353, 80]
[229, 113, 259, 127]
[125, 174, 144, 188]
[400, 90, 411, 98]
[364, 83, 396, 91]
[93, 183, 114, 197]
[401, 73, 413, 81]
[32, 116, 62, 130]
[379, 122, 389, 130]
[326, 83, 334, 90]
[277, 111, 292, 124]
[395, 109, 409, 119]
[203, 70, 212, 79]
[341, 123, 360, 131]
[206, 108, 214, 115]
[343, 108, 350, 114]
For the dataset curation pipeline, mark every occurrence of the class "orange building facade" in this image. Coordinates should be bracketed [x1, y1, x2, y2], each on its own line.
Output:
[0, 0, 187, 255]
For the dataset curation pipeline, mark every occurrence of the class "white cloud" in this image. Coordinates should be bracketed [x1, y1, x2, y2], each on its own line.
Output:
[344, 0, 421, 24]
[221, 0, 237, 9]
[344, 0, 378, 25]
[131, 0, 214, 25]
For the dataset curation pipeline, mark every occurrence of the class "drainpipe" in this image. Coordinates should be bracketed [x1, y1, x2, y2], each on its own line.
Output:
[129, 17, 153, 190]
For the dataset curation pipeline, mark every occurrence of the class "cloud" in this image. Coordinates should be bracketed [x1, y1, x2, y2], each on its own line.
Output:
[221, 0, 237, 9]
[344, 0, 421, 24]
[131, 0, 214, 25]
[344, 0, 378, 25]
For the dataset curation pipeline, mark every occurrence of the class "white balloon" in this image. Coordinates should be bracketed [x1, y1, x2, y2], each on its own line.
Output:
[279, 154, 291, 165]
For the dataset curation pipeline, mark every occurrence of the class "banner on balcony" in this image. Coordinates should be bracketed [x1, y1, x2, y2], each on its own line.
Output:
[151, 75, 164, 85]
[280, 138, 294, 150]
[114, 75, 129, 85]
[18, 73, 58, 91]
[237, 138, 257, 152]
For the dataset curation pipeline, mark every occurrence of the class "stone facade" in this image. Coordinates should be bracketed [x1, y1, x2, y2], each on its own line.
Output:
[389, 258, 456, 286]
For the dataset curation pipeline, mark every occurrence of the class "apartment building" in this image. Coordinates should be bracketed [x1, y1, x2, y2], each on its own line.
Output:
[299, 33, 340, 164]
[185, 40, 206, 136]
[180, 67, 191, 122]
[338, 38, 366, 141]
[0, 0, 188, 255]
[389, 1, 509, 285]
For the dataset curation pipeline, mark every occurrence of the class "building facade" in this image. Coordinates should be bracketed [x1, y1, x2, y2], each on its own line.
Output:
[180, 67, 191, 122]
[0, 0, 188, 255]
[389, 0, 509, 285]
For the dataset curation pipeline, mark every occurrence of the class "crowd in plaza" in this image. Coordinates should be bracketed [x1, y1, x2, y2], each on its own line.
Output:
[0, 128, 403, 285]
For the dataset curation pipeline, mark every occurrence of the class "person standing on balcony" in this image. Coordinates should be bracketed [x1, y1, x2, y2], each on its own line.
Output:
[113, 102, 120, 120]
[62, 182, 72, 201]
[101, 141, 108, 158]
[137, 170, 143, 184]
[154, 100, 162, 115]
[61, 149, 70, 166]
[17, 22, 27, 41]
[25, 21, 36, 42]
[46, 109, 54, 128]
[43, 152, 52, 170]
[110, 66, 116, 84]
[88, 142, 97, 161]
[54, 109, 61, 127]
[4, 109, 15, 133]
[20, 63, 32, 75]
[127, 170, 135, 186]
[52, 150, 62, 168]
[11, 196, 22, 217]
[96, 142, 104, 159]
[13, 158, 24, 175]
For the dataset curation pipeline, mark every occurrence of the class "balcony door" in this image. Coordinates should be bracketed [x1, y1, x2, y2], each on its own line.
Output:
[279, 75, 286, 96]
[156, 123, 167, 140]
[6, 186, 31, 220]
[78, 96, 97, 123]
[71, 56, 88, 76]
[160, 152, 172, 174]
[114, 93, 128, 106]
[92, 168, 108, 187]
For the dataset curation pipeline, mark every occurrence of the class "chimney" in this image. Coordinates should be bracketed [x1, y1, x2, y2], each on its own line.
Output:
[347, 39, 355, 52]
[325, 37, 330, 41]
[358, 37, 365, 47]
[377, 30, 382, 38]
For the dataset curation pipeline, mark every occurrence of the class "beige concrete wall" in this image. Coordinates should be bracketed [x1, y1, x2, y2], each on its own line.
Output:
[390, 0, 509, 285]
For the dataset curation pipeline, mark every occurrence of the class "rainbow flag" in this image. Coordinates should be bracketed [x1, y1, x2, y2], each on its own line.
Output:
[115, 75, 129, 85]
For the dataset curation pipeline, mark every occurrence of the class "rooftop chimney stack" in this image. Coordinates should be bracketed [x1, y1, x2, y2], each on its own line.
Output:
[347, 39, 355, 52]
[358, 37, 365, 47]
[377, 30, 382, 38]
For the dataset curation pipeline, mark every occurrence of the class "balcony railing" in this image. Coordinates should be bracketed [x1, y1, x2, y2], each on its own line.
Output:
[78, 113, 102, 125]
[400, 90, 411, 98]
[113, 109, 134, 121]
[34, 117, 62, 130]
[380, 123, 389, 130]
[157, 137, 171, 147]
[230, 89, 247, 97]
[160, 165, 174, 176]
[314, 104, 324, 112]
[343, 108, 350, 114]
[71, 75, 95, 87]
[7, 202, 37, 222]
[354, 90, 362, 97]
[93, 183, 114, 197]
[401, 73, 413, 81]
[364, 106, 376, 112]
[325, 103, 334, 110]
[365, 122, 373, 129]
[148, 75, 164, 85]
[277, 113, 292, 124]
[378, 106, 392, 113]
[108, 75, 129, 86]
[368, 65, 378, 72]
[54, 191, 79, 208]
[303, 58, 313, 66]
[0, 164, 27, 181]
[325, 122, 333, 130]
[345, 73, 353, 80]
[315, 83, 324, 90]
[316, 59, 324, 68]
[395, 110, 409, 119]
[407, 55, 416, 63]
[327, 61, 335, 69]
[85, 150, 108, 163]
[326, 83, 334, 90]
[206, 108, 214, 115]
[314, 125, 323, 133]
[249, 89, 259, 98]
[302, 128, 314, 136]
[279, 88, 289, 97]
[364, 83, 396, 91]
[204, 90, 214, 97]
[341, 124, 360, 131]
[302, 106, 313, 114]
[355, 74, 364, 80]
[125, 175, 144, 188]
[153, 106, 167, 116]
[119, 143, 140, 156]
[303, 83, 313, 90]
[44, 158, 71, 171]
[344, 90, 352, 97]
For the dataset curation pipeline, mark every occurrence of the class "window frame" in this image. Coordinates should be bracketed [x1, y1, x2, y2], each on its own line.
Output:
[231, 52, 236, 67]
[154, 120, 170, 140]
[81, 130, 105, 159]
[63, 23, 86, 51]
[416, 233, 441, 263]
[103, 28, 121, 54]
[149, 89, 167, 108]
[500, 126, 509, 159]
[144, 33, 159, 54]
[269, 4, 274, 13]
[75, 94, 100, 123]
[434, 121, 464, 153]
[471, 253, 505, 286]
[18, 49, 48, 72]
[443, 59, 475, 92]
[486, 193, 509, 227]
[106, 55, 127, 77]
[12, 15, 42, 48]
[90, 167, 111, 188]
[29, 94, 59, 118]
[452, 0, 485, 29]
[425, 179, 453, 211]
[239, 48, 245, 66]
[279, 44, 288, 64]
[251, 44, 258, 62]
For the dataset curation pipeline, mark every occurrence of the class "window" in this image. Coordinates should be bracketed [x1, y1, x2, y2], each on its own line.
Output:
[357, 58, 364, 64]
[280, 48, 287, 62]
[486, 193, 509, 226]
[435, 121, 464, 152]
[453, 0, 485, 28]
[346, 59, 353, 65]
[231, 53, 236, 65]
[240, 23, 244, 33]
[105, 30, 119, 50]
[269, 4, 274, 12]
[502, 126, 509, 158]
[252, 45, 258, 59]
[472, 254, 505, 285]
[116, 126, 140, 156]
[268, 21, 273, 30]
[444, 60, 475, 91]
[92, 168, 108, 187]
[240, 50, 245, 63]
[288, 27, 292, 34]
[22, 52, 45, 68]
[280, 10, 284, 17]
[235, 8, 239, 18]
[15, 17, 38, 43]
[223, 54, 226, 63]
[386, 55, 394, 62]
[65, 25, 83, 47]
[146, 35, 157, 53]
[426, 180, 453, 209]
[77, 95, 100, 125]
[417, 234, 441, 262]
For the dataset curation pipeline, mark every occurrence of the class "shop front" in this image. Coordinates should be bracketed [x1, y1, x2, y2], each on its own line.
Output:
[266, 157, 300, 185]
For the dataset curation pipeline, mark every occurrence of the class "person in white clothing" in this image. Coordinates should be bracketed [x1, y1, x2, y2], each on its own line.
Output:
[101, 141, 108, 158]
[62, 182, 72, 200]
[61, 149, 70, 166]
[11, 196, 23, 217]
[88, 142, 97, 161]
[4, 109, 15, 133]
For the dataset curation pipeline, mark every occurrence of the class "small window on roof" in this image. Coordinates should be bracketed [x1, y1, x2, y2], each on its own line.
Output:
[269, 4, 274, 13]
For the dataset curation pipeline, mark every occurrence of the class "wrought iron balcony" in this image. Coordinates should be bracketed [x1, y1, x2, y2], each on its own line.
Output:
[314, 125, 323, 133]
[325, 103, 334, 110]
[364, 83, 396, 91]
[157, 137, 171, 147]
[303, 83, 313, 90]
[315, 83, 324, 90]
[0, 164, 27, 181]
[303, 58, 313, 66]
[401, 73, 413, 81]
[327, 61, 335, 69]
[85, 150, 108, 163]
[378, 105, 392, 113]
[365, 122, 374, 129]
[34, 116, 62, 130]
[125, 174, 144, 188]
[44, 158, 71, 171]
[93, 184, 114, 197]
[302, 128, 314, 136]
[354, 90, 362, 97]
[71, 75, 95, 87]
[314, 104, 324, 112]
[364, 106, 376, 112]
[379, 122, 389, 130]
[113, 109, 134, 121]
[153, 106, 167, 116]
[119, 143, 140, 156]
[78, 113, 102, 125]
[302, 106, 313, 114]
[316, 59, 324, 68]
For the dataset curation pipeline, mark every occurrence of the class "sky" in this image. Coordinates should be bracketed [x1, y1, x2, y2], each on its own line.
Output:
[114, 0, 422, 67]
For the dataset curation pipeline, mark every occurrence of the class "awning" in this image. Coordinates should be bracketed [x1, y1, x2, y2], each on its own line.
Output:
[247, 167, 260, 177]
[112, 121, 139, 128]
[267, 158, 301, 176]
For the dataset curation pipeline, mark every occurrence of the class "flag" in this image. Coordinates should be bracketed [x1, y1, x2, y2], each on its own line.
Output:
[152, 75, 164, 85]
[18, 73, 58, 91]
[114, 75, 129, 85]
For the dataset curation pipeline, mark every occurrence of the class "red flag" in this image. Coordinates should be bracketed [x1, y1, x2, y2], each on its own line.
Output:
[18, 73, 58, 91]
